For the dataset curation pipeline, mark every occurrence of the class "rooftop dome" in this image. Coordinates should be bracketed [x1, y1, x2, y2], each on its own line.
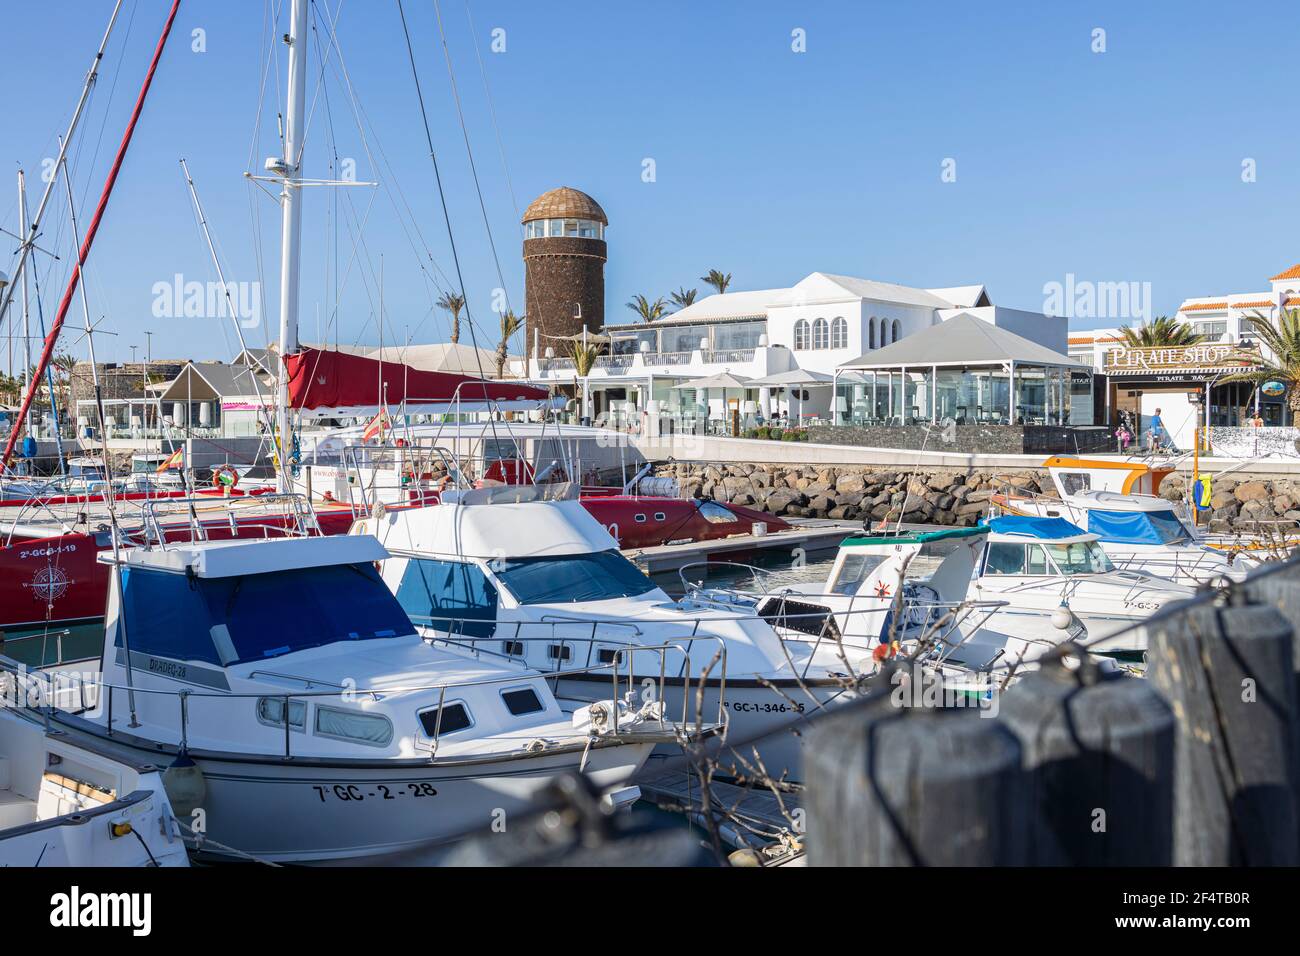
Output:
[521, 187, 607, 226]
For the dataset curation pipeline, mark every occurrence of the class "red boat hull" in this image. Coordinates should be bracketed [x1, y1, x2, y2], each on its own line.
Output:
[579, 496, 789, 549]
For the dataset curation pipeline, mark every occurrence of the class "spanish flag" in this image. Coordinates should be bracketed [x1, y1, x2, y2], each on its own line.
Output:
[362, 408, 391, 443]
[156, 448, 184, 473]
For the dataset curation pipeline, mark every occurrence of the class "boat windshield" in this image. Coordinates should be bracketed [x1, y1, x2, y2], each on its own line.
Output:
[1086, 509, 1190, 546]
[1044, 541, 1114, 575]
[494, 549, 657, 604]
[119, 563, 415, 666]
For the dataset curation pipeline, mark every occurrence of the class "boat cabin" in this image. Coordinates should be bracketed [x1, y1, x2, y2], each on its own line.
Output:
[95, 533, 568, 758]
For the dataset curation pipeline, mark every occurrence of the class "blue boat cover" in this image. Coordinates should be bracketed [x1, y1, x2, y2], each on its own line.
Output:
[981, 515, 1087, 539]
[1085, 508, 1189, 545]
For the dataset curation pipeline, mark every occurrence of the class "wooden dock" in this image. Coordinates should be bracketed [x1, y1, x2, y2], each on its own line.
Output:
[627, 518, 859, 575]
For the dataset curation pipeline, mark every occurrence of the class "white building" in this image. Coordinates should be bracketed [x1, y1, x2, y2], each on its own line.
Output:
[527, 271, 1065, 428]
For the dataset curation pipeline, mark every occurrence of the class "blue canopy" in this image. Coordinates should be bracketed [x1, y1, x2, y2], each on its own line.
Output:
[1085, 509, 1189, 545]
[981, 515, 1088, 539]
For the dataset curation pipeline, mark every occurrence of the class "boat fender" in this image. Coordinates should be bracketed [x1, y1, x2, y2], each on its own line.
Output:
[162, 752, 207, 820]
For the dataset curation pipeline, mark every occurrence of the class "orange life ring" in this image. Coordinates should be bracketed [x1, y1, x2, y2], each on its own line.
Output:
[213, 465, 240, 490]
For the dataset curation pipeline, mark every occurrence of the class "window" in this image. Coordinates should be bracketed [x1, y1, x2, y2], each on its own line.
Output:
[812, 318, 829, 350]
[547, 644, 572, 661]
[869, 318, 877, 349]
[831, 552, 886, 595]
[117, 564, 414, 667]
[698, 500, 738, 523]
[1025, 545, 1051, 575]
[983, 543, 1026, 575]
[495, 550, 658, 604]
[547, 219, 564, 237]
[501, 639, 524, 656]
[501, 687, 544, 716]
[1045, 542, 1113, 575]
[793, 319, 810, 350]
[395, 559, 498, 638]
[831, 317, 848, 349]
[257, 697, 306, 731]
[418, 703, 472, 737]
[597, 648, 624, 665]
[1058, 472, 1091, 495]
[891, 319, 901, 343]
[315, 706, 394, 746]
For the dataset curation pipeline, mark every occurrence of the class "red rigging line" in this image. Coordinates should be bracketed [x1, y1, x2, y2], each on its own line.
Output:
[2, 0, 183, 468]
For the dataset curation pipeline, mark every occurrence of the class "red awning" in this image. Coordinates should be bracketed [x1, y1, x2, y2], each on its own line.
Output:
[284, 347, 550, 414]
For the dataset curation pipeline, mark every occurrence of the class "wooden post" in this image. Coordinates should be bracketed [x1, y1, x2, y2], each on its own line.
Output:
[1239, 557, 1300, 705]
[998, 657, 1174, 864]
[804, 676, 1028, 865]
[1238, 557, 1300, 859]
[1145, 596, 1300, 866]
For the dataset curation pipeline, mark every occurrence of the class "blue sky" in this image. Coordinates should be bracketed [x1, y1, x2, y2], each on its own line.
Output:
[2, 0, 1299, 367]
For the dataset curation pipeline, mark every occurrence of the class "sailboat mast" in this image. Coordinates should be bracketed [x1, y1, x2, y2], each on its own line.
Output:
[274, 0, 309, 493]
[17, 171, 31, 443]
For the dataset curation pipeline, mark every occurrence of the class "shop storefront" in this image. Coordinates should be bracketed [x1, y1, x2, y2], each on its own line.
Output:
[1102, 343, 1273, 448]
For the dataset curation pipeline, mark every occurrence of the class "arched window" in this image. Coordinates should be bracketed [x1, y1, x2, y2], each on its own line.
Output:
[869, 317, 877, 349]
[831, 317, 848, 349]
[891, 319, 901, 343]
[793, 319, 810, 350]
[812, 318, 829, 350]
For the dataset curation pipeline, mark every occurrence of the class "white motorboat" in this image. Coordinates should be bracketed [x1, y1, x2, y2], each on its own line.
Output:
[31, 517, 686, 864]
[0, 673, 189, 866]
[357, 480, 866, 784]
[968, 515, 1194, 653]
[687, 524, 1072, 686]
[996, 487, 1250, 585]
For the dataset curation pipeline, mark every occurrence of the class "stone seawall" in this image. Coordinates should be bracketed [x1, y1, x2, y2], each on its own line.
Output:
[656, 462, 1048, 527]
[655, 461, 1299, 533]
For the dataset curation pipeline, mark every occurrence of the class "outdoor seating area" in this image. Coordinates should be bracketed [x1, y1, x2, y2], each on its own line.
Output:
[833, 313, 1088, 428]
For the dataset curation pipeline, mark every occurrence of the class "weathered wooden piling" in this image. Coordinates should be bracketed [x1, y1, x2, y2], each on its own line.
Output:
[803, 675, 1028, 866]
[998, 657, 1174, 865]
[1145, 597, 1300, 866]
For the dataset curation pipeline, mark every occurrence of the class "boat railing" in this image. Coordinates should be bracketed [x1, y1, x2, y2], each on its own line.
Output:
[0, 635, 725, 761]
[136, 492, 321, 548]
[404, 614, 728, 724]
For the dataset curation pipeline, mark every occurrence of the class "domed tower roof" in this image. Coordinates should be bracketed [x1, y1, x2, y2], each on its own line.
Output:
[521, 187, 607, 225]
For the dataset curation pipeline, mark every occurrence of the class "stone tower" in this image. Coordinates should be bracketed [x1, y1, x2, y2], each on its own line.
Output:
[521, 187, 608, 355]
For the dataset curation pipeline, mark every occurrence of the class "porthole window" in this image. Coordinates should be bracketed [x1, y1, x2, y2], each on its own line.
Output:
[501, 687, 544, 716]
[547, 644, 572, 661]
[418, 702, 472, 737]
[653, 512, 666, 521]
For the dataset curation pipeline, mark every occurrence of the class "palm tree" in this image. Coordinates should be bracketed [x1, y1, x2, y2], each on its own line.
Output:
[1119, 315, 1202, 348]
[625, 294, 669, 323]
[700, 269, 732, 296]
[670, 287, 697, 309]
[1220, 309, 1300, 416]
[570, 341, 602, 376]
[436, 291, 466, 344]
[495, 310, 524, 378]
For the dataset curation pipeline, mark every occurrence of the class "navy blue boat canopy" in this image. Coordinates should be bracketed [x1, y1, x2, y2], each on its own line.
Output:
[981, 515, 1088, 539]
[1085, 508, 1190, 545]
